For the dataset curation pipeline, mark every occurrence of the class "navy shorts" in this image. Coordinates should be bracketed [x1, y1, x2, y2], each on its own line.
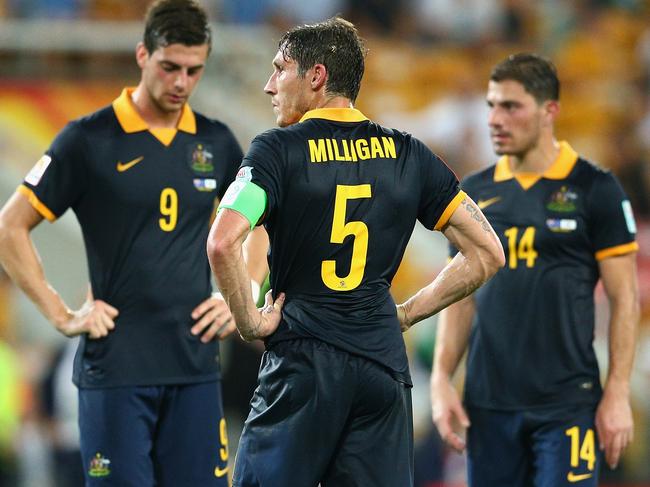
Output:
[233, 339, 414, 487]
[466, 404, 601, 487]
[78, 381, 228, 487]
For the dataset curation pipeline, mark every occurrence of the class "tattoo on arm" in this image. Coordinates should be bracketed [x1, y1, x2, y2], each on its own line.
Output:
[460, 198, 492, 232]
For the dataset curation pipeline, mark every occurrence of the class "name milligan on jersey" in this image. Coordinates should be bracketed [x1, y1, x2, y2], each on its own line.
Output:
[308, 136, 397, 163]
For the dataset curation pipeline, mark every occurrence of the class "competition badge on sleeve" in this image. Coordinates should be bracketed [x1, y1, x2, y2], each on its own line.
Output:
[621, 200, 637, 234]
[25, 155, 52, 186]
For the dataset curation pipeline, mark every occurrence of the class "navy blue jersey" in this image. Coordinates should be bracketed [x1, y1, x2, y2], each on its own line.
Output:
[241, 108, 462, 385]
[452, 142, 638, 409]
[20, 88, 243, 387]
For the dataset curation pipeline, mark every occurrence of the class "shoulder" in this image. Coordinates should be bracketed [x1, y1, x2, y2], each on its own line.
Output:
[254, 126, 285, 140]
[368, 121, 409, 137]
[574, 156, 611, 178]
[249, 127, 291, 149]
[461, 164, 496, 188]
[369, 122, 416, 146]
[193, 111, 238, 138]
[61, 104, 114, 137]
[571, 156, 621, 191]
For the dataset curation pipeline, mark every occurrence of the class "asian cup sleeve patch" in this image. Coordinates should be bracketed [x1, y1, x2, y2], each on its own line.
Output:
[218, 180, 267, 229]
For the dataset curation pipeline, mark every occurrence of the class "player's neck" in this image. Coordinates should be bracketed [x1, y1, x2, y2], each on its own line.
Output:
[315, 95, 353, 110]
[130, 86, 182, 129]
[509, 138, 561, 175]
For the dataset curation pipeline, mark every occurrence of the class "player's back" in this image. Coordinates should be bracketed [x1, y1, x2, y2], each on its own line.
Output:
[244, 108, 461, 382]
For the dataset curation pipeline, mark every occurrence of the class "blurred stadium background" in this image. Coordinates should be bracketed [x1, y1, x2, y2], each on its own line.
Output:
[0, 0, 649, 486]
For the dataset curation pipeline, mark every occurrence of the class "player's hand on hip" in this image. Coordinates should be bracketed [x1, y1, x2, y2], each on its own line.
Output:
[396, 303, 411, 332]
[595, 385, 634, 469]
[59, 299, 118, 339]
[254, 290, 286, 339]
[191, 293, 237, 342]
[430, 376, 470, 453]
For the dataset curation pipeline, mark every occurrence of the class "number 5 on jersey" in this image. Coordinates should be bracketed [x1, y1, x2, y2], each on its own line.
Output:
[322, 184, 372, 291]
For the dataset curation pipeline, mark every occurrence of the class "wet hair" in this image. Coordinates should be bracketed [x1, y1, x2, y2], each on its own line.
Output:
[490, 53, 560, 103]
[143, 0, 211, 54]
[279, 17, 366, 102]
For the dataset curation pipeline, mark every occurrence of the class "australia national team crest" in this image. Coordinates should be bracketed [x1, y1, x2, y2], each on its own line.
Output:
[88, 452, 111, 478]
[546, 185, 578, 212]
[188, 143, 214, 174]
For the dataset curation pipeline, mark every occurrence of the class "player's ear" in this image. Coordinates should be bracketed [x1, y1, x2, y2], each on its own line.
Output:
[135, 42, 149, 69]
[310, 64, 327, 91]
[543, 99, 560, 123]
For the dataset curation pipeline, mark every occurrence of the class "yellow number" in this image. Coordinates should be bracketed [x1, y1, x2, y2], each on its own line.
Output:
[580, 429, 596, 471]
[565, 426, 596, 471]
[219, 418, 228, 462]
[159, 188, 178, 232]
[504, 227, 519, 269]
[321, 184, 372, 291]
[504, 226, 538, 269]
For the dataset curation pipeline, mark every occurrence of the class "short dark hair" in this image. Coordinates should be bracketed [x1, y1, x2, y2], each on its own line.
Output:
[490, 53, 560, 103]
[279, 17, 366, 103]
[143, 0, 211, 54]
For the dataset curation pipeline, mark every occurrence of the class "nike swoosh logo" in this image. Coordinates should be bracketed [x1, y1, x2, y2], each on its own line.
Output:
[477, 196, 501, 210]
[214, 465, 229, 478]
[116, 156, 144, 172]
[567, 472, 593, 482]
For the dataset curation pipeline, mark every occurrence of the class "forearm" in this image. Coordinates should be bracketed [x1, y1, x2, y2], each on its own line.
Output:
[401, 196, 503, 328]
[402, 251, 494, 326]
[431, 297, 474, 383]
[605, 296, 639, 394]
[0, 228, 70, 327]
[208, 211, 263, 341]
[599, 254, 640, 394]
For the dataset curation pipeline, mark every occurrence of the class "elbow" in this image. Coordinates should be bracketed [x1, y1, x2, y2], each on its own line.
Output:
[0, 220, 15, 263]
[482, 236, 505, 279]
[239, 330, 257, 343]
[206, 225, 238, 274]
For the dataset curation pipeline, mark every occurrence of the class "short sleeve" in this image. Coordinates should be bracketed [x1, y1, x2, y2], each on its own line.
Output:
[239, 130, 284, 225]
[20, 122, 88, 221]
[415, 138, 462, 230]
[587, 171, 638, 260]
[217, 127, 244, 200]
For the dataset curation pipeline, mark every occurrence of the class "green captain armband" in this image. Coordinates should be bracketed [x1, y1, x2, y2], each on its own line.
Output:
[218, 180, 267, 229]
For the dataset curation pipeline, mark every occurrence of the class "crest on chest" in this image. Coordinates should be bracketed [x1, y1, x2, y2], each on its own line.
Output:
[188, 143, 214, 174]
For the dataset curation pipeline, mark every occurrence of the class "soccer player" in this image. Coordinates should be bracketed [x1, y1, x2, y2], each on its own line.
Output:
[430, 53, 640, 487]
[0, 1, 266, 485]
[207, 17, 505, 487]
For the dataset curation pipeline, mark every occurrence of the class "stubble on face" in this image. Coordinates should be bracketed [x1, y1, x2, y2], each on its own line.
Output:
[487, 80, 543, 158]
[142, 43, 209, 116]
[267, 50, 313, 128]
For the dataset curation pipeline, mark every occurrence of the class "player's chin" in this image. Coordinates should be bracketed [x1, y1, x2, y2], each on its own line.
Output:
[161, 97, 185, 112]
[491, 142, 509, 155]
[277, 116, 291, 128]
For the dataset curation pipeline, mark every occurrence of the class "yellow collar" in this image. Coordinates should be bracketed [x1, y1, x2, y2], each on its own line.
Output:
[112, 87, 196, 135]
[494, 141, 579, 190]
[299, 107, 368, 123]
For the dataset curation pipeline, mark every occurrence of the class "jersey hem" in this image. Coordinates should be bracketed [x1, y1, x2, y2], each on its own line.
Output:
[434, 190, 466, 230]
[73, 372, 220, 389]
[17, 185, 56, 222]
[595, 241, 638, 260]
[464, 396, 600, 412]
